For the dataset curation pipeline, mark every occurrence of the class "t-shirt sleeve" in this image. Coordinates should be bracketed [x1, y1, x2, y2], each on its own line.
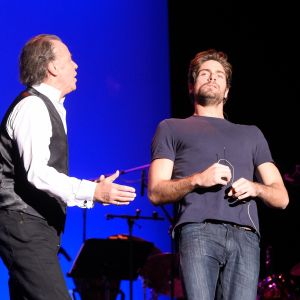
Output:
[253, 126, 273, 167]
[151, 120, 176, 162]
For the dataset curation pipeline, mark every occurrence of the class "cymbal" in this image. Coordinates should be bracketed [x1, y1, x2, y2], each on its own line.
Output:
[139, 252, 184, 298]
[290, 262, 300, 276]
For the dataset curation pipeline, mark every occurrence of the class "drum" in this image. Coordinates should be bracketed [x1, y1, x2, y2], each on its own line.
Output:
[139, 252, 185, 299]
[73, 276, 121, 300]
[257, 274, 291, 300]
[289, 262, 300, 300]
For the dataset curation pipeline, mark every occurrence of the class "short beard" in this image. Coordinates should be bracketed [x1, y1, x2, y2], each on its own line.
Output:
[193, 83, 224, 106]
[194, 92, 224, 106]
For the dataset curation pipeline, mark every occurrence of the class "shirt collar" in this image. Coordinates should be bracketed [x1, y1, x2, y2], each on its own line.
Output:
[32, 83, 66, 105]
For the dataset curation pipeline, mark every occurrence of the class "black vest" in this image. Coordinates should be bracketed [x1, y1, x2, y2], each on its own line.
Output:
[0, 87, 68, 233]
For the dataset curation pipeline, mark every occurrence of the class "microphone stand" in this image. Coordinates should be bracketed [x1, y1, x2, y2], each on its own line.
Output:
[83, 208, 87, 242]
[159, 204, 178, 300]
[81, 164, 151, 299]
[106, 209, 164, 300]
[83, 164, 150, 243]
[118, 164, 150, 176]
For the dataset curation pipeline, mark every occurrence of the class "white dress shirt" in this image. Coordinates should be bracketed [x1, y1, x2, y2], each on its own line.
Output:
[6, 83, 95, 208]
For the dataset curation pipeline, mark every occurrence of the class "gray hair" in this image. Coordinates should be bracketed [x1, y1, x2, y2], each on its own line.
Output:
[19, 34, 61, 86]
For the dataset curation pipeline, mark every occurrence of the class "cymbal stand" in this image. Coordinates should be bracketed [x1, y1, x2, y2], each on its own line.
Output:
[159, 204, 178, 300]
[106, 209, 164, 300]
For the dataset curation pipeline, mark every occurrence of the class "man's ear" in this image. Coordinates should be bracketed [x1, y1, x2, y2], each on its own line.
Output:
[48, 61, 58, 76]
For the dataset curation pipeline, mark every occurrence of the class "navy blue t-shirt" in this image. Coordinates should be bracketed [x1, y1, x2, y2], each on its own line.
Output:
[151, 115, 273, 233]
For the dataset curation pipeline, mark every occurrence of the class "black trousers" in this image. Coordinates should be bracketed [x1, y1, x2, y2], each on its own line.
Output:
[0, 210, 71, 300]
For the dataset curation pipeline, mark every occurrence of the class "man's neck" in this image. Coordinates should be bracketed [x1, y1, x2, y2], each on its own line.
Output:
[43, 79, 64, 99]
[193, 104, 224, 118]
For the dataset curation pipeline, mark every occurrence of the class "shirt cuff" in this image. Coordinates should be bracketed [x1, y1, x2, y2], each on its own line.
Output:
[76, 179, 97, 208]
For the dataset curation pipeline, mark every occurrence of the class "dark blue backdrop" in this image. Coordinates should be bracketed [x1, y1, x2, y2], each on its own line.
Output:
[0, 1, 171, 299]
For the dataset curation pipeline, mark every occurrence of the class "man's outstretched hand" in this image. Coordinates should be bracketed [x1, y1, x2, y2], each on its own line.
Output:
[94, 170, 136, 205]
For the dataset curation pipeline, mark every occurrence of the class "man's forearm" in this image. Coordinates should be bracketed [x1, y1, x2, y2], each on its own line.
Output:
[256, 182, 289, 209]
[148, 176, 195, 205]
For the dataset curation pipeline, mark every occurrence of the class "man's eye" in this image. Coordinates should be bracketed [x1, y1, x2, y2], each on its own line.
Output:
[199, 72, 209, 76]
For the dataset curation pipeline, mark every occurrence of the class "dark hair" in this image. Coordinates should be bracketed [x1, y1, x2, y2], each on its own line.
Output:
[19, 34, 61, 86]
[188, 49, 232, 91]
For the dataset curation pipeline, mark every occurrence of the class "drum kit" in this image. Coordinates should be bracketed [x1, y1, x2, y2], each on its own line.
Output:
[260, 165, 300, 299]
[257, 161, 300, 300]
[68, 239, 300, 300]
[68, 205, 184, 300]
[257, 262, 300, 300]
[67, 235, 300, 300]
[68, 234, 185, 300]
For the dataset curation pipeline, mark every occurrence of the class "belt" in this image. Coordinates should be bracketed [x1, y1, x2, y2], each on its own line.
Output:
[204, 219, 257, 234]
[231, 223, 256, 233]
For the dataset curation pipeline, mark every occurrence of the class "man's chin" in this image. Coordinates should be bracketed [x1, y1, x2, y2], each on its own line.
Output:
[70, 84, 77, 92]
[195, 96, 223, 106]
[64, 86, 76, 97]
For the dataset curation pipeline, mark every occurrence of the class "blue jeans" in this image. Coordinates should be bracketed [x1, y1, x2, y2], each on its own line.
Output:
[178, 222, 260, 300]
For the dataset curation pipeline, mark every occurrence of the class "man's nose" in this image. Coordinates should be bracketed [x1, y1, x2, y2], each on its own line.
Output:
[209, 73, 216, 81]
